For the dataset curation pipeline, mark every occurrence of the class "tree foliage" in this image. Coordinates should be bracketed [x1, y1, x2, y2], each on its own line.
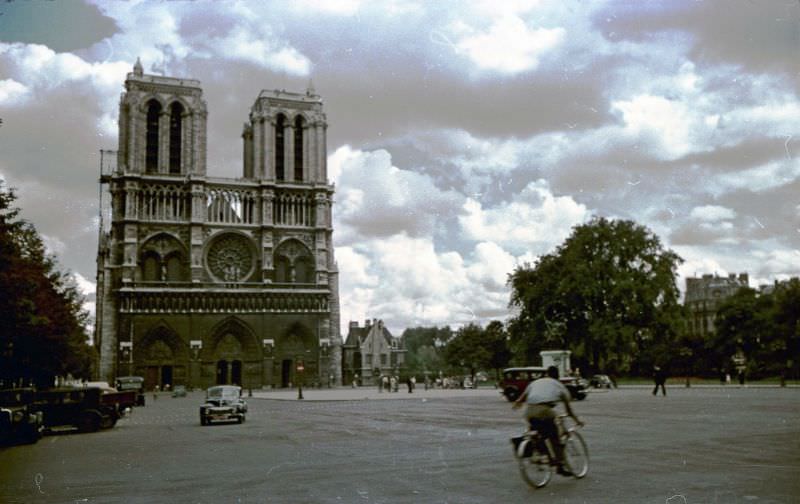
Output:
[507, 217, 684, 375]
[0, 181, 93, 387]
[400, 326, 450, 375]
[443, 321, 511, 381]
[713, 279, 800, 378]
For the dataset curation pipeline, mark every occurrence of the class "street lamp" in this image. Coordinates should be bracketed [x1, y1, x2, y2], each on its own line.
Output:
[296, 358, 305, 400]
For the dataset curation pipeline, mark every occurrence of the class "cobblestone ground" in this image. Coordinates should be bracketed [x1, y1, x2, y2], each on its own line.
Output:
[0, 387, 798, 503]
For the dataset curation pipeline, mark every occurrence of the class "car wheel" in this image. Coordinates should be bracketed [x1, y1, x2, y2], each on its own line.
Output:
[200, 415, 207, 426]
[79, 411, 101, 433]
[237, 415, 244, 424]
[576, 391, 587, 401]
[504, 387, 520, 402]
[100, 414, 117, 429]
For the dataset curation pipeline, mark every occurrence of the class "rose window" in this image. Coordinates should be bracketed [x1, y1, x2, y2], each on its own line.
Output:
[207, 234, 254, 282]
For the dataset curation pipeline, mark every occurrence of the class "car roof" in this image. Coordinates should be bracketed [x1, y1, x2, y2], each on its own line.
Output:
[503, 367, 547, 372]
[207, 385, 241, 391]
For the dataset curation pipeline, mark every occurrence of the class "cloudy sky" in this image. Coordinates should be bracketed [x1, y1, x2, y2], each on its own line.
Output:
[1, 0, 798, 337]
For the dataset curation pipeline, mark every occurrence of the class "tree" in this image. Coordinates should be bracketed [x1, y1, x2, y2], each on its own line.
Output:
[0, 181, 92, 387]
[508, 217, 684, 375]
[443, 321, 511, 384]
[713, 279, 800, 380]
[772, 279, 800, 379]
[444, 323, 488, 384]
[401, 326, 450, 375]
[485, 320, 512, 380]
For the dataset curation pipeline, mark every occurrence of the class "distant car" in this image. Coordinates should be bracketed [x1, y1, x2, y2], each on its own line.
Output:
[172, 385, 187, 398]
[499, 367, 588, 402]
[199, 386, 247, 425]
[0, 388, 43, 445]
[589, 374, 614, 389]
[115, 376, 146, 406]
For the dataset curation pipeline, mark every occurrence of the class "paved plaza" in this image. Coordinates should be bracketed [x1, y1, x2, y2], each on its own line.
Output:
[0, 386, 798, 503]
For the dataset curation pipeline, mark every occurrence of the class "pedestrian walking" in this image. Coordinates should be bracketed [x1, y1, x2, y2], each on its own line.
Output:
[652, 366, 667, 396]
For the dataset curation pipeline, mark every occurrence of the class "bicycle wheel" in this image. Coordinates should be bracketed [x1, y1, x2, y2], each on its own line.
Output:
[517, 439, 553, 488]
[562, 430, 589, 478]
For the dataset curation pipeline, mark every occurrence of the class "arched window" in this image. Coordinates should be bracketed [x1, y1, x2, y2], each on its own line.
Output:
[295, 257, 313, 283]
[274, 256, 291, 283]
[275, 114, 285, 180]
[142, 252, 160, 281]
[145, 100, 161, 173]
[165, 253, 184, 282]
[169, 102, 183, 174]
[294, 116, 304, 181]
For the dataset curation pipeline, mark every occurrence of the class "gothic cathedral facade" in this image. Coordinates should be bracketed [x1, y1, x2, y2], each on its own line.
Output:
[95, 60, 341, 390]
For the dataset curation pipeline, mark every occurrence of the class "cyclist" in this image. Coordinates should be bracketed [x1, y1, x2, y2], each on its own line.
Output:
[512, 365, 584, 475]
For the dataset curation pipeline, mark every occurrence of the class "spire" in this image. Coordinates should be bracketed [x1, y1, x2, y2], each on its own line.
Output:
[306, 78, 316, 96]
[133, 57, 143, 77]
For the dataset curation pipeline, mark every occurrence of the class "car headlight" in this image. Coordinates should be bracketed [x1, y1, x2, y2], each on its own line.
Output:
[12, 410, 24, 423]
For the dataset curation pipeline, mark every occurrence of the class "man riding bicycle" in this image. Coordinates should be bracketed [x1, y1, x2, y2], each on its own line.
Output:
[512, 365, 584, 475]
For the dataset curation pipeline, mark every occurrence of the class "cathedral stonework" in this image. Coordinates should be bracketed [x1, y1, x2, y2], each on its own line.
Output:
[95, 61, 342, 389]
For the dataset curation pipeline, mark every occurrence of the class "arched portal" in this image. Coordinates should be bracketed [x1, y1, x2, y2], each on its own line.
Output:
[205, 318, 261, 388]
[136, 323, 188, 390]
[275, 322, 317, 388]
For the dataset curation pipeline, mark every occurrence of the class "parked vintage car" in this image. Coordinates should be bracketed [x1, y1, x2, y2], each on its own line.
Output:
[171, 385, 187, 398]
[36, 387, 134, 433]
[589, 374, 615, 389]
[499, 367, 588, 402]
[0, 388, 43, 445]
[199, 386, 247, 425]
[115, 376, 146, 406]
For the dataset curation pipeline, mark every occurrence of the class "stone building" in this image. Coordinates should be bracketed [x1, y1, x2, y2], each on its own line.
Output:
[95, 60, 341, 390]
[342, 319, 405, 385]
[684, 273, 749, 338]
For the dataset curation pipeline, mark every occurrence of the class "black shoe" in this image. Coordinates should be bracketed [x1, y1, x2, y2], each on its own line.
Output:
[556, 465, 573, 476]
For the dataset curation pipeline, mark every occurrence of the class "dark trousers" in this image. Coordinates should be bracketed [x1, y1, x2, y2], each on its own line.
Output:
[653, 382, 666, 396]
[528, 417, 564, 464]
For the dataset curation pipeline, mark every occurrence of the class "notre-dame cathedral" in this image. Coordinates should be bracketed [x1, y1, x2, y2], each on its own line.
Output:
[95, 60, 341, 390]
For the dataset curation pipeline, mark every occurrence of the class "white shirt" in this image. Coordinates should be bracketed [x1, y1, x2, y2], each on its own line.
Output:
[523, 377, 569, 405]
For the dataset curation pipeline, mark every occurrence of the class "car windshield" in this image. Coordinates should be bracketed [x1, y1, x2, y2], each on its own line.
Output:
[208, 388, 238, 399]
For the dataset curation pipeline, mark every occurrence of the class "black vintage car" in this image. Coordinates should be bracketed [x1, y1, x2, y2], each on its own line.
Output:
[499, 367, 589, 402]
[200, 385, 247, 425]
[0, 388, 43, 445]
[35, 387, 132, 433]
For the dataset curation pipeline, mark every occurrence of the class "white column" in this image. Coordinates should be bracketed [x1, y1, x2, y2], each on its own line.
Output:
[252, 117, 262, 179]
[316, 123, 326, 181]
[302, 123, 309, 182]
[285, 124, 295, 182]
[308, 121, 317, 182]
[267, 119, 276, 180]
[182, 111, 191, 174]
[127, 106, 137, 172]
[159, 110, 169, 173]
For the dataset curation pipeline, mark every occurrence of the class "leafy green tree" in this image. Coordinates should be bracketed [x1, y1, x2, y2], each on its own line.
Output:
[711, 287, 769, 375]
[508, 217, 684, 375]
[714, 279, 800, 380]
[772, 279, 800, 379]
[442, 321, 511, 383]
[401, 326, 450, 375]
[0, 181, 92, 387]
[484, 320, 512, 380]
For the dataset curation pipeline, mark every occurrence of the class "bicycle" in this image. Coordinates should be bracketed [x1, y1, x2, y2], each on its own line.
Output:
[511, 414, 589, 488]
